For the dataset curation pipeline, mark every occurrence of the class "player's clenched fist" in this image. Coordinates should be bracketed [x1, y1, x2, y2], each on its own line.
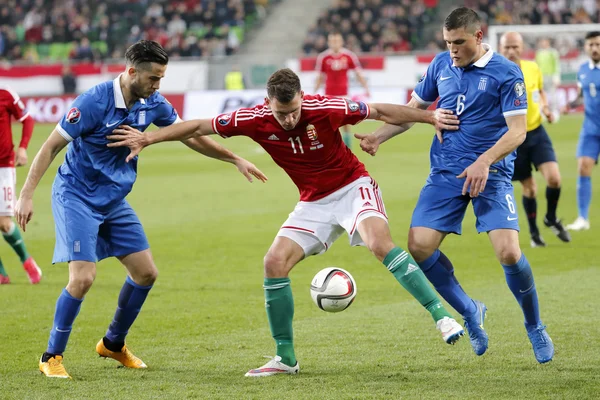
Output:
[354, 133, 380, 156]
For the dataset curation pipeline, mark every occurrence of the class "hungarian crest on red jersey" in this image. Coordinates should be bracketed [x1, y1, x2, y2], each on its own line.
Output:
[306, 124, 318, 140]
[66, 107, 81, 124]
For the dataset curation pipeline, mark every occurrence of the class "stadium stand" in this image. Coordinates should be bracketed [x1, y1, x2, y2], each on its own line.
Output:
[302, 0, 440, 55]
[302, 0, 599, 54]
[0, 0, 278, 62]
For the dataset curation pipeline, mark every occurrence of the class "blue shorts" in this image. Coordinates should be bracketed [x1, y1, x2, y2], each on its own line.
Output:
[576, 133, 600, 162]
[52, 193, 149, 263]
[512, 124, 557, 181]
[411, 172, 520, 234]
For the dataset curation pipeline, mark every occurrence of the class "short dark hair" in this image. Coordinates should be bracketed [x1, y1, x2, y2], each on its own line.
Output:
[585, 31, 600, 40]
[266, 68, 301, 103]
[444, 7, 481, 32]
[125, 40, 169, 70]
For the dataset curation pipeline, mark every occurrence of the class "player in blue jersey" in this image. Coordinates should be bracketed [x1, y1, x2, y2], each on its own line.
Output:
[14, 40, 267, 379]
[356, 8, 553, 363]
[564, 31, 600, 231]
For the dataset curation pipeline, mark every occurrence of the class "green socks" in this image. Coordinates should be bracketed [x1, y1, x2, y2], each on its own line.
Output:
[383, 247, 452, 322]
[0, 258, 7, 276]
[264, 277, 296, 366]
[3, 222, 29, 263]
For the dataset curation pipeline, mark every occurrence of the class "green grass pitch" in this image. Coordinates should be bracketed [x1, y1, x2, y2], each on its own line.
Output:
[1, 116, 599, 399]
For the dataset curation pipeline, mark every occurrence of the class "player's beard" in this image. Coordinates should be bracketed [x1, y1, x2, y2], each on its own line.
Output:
[131, 81, 152, 99]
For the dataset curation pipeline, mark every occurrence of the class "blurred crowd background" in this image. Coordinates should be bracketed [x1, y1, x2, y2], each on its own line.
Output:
[0, 0, 597, 64]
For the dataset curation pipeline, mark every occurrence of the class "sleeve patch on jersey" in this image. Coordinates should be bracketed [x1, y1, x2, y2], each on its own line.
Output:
[218, 113, 232, 126]
[514, 99, 521, 106]
[358, 101, 368, 116]
[347, 99, 359, 112]
[66, 107, 81, 124]
[514, 82, 526, 97]
[418, 73, 426, 83]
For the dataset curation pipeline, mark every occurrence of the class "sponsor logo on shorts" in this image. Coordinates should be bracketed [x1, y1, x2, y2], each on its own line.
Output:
[74, 240, 81, 253]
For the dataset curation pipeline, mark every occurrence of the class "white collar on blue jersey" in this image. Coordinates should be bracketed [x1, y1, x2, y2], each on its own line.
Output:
[113, 74, 146, 109]
[472, 43, 493, 68]
[589, 60, 600, 69]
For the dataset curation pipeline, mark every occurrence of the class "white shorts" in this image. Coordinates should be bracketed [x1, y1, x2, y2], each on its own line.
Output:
[0, 167, 16, 217]
[277, 176, 388, 256]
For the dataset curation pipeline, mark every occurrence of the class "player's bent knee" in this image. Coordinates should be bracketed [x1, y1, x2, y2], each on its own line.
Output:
[134, 266, 158, 286]
[547, 174, 561, 188]
[407, 234, 435, 262]
[0, 216, 12, 233]
[263, 252, 291, 278]
[578, 158, 595, 176]
[497, 247, 522, 265]
[67, 273, 95, 298]
[366, 239, 394, 262]
[521, 178, 536, 197]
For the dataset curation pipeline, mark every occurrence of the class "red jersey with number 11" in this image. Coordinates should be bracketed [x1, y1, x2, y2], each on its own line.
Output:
[212, 94, 370, 201]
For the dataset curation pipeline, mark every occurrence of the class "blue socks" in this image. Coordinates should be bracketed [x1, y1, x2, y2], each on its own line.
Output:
[577, 176, 591, 220]
[502, 253, 540, 326]
[47, 288, 83, 355]
[419, 249, 477, 316]
[106, 276, 153, 345]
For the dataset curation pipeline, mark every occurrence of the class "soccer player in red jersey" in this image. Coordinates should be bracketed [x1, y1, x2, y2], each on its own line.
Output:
[0, 87, 41, 284]
[314, 32, 370, 148]
[107, 69, 464, 376]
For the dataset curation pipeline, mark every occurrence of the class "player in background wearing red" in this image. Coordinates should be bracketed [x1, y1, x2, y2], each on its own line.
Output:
[107, 68, 465, 377]
[0, 87, 41, 284]
[314, 32, 370, 149]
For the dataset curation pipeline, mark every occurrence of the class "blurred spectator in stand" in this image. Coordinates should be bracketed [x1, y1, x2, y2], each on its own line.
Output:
[70, 37, 94, 62]
[536, 38, 561, 111]
[61, 65, 77, 95]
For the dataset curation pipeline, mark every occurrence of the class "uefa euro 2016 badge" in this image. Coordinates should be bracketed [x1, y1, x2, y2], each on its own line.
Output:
[307, 124, 323, 150]
[138, 110, 146, 125]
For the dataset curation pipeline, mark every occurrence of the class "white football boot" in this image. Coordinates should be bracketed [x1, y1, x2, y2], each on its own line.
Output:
[245, 356, 299, 377]
[566, 216, 590, 231]
[436, 316, 465, 344]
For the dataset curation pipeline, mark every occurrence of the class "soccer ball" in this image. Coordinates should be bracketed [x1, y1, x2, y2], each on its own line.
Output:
[310, 267, 357, 312]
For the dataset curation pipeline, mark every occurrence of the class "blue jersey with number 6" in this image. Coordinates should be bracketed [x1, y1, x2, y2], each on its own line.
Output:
[412, 45, 528, 182]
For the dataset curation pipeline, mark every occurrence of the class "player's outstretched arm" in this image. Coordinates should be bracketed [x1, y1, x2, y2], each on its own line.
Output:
[369, 102, 459, 131]
[107, 119, 215, 162]
[356, 100, 459, 156]
[457, 114, 527, 198]
[182, 136, 267, 183]
[15, 129, 69, 231]
[355, 98, 427, 156]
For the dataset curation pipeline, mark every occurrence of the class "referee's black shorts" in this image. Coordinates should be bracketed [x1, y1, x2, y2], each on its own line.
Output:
[511, 124, 557, 182]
